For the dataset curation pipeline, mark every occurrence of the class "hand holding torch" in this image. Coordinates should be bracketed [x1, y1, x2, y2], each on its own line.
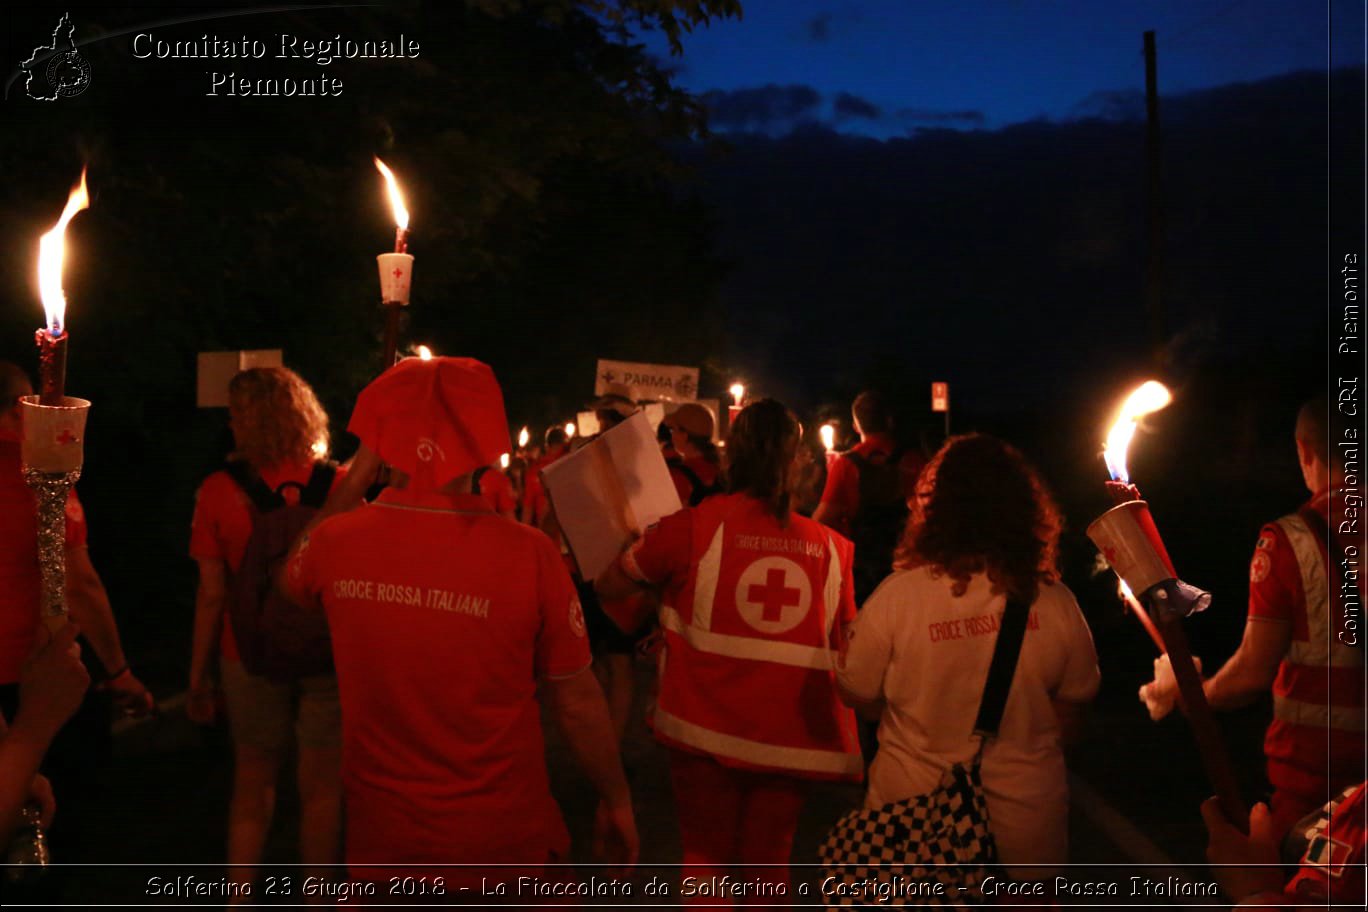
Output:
[1086, 381, 1248, 829]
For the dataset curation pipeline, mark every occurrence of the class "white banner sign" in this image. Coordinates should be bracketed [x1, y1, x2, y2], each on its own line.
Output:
[542, 411, 682, 580]
[595, 359, 699, 402]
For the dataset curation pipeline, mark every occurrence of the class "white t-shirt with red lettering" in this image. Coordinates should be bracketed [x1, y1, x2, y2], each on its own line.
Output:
[837, 567, 1100, 872]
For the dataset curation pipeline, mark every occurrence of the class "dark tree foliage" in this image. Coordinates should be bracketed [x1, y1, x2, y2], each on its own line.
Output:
[0, 2, 737, 662]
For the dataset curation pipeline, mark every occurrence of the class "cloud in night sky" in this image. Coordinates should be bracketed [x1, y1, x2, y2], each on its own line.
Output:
[702, 83, 823, 130]
[806, 12, 833, 42]
[834, 91, 881, 120]
[895, 107, 987, 127]
[1067, 88, 1146, 122]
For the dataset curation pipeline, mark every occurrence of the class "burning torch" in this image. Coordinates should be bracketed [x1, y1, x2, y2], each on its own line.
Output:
[24, 171, 93, 634]
[375, 157, 413, 372]
[1086, 381, 1247, 828]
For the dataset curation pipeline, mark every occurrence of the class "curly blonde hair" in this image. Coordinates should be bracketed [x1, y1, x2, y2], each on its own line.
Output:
[228, 367, 329, 468]
[894, 433, 1062, 603]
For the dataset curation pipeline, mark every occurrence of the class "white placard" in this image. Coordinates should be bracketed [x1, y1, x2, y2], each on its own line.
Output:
[595, 359, 699, 402]
[542, 411, 683, 580]
[196, 349, 284, 408]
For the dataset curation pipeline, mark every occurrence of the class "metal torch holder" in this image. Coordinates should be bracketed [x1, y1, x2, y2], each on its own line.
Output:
[23, 468, 80, 631]
[19, 394, 90, 631]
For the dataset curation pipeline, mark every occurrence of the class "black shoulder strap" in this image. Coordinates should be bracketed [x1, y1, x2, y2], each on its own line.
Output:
[223, 461, 284, 513]
[973, 596, 1031, 737]
[674, 461, 703, 490]
[300, 463, 337, 508]
[471, 465, 490, 496]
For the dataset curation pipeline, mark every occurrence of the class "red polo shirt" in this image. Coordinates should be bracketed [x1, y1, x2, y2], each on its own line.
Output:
[0, 438, 88, 684]
[189, 460, 346, 662]
[284, 486, 591, 869]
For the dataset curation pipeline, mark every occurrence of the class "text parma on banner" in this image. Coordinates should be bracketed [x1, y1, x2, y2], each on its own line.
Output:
[596, 359, 699, 402]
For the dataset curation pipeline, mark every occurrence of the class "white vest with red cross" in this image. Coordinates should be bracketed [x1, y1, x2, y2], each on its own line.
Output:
[651, 494, 863, 782]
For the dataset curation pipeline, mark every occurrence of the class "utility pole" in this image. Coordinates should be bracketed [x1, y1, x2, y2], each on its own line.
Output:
[1144, 30, 1167, 363]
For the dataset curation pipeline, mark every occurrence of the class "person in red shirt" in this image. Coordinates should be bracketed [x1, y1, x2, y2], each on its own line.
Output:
[664, 403, 724, 506]
[187, 367, 345, 892]
[813, 390, 924, 605]
[284, 357, 636, 887]
[0, 363, 152, 715]
[0, 363, 151, 859]
[598, 399, 862, 907]
[1142, 396, 1363, 836]
[522, 426, 570, 526]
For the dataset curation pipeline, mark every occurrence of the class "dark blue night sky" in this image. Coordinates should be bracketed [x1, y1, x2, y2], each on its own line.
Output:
[641, 0, 1348, 137]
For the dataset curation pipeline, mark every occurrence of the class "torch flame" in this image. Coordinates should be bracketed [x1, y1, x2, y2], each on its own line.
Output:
[374, 157, 410, 231]
[820, 423, 836, 453]
[729, 383, 745, 406]
[1103, 381, 1171, 484]
[37, 169, 90, 336]
[564, 422, 576, 439]
[416, 345, 433, 361]
[518, 426, 530, 449]
[499, 453, 510, 470]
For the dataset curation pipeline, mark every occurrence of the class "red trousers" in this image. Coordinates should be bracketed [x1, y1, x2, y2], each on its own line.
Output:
[669, 749, 807, 909]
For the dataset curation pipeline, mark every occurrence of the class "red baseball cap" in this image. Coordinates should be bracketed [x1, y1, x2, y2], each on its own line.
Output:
[348, 356, 510, 490]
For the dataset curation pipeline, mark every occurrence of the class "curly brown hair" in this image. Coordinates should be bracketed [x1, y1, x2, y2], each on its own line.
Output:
[228, 367, 329, 468]
[893, 433, 1062, 603]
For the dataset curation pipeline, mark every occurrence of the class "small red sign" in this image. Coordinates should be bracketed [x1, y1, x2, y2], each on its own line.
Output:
[931, 382, 949, 413]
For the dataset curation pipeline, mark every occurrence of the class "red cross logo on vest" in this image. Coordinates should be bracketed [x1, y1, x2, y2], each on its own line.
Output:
[392, 267, 404, 279]
[735, 557, 811, 634]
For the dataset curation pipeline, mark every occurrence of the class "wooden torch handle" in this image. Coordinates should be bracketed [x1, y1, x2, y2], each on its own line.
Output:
[1154, 611, 1249, 832]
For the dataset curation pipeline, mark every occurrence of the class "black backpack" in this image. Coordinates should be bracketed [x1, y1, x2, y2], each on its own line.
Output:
[847, 450, 909, 604]
[224, 461, 337, 681]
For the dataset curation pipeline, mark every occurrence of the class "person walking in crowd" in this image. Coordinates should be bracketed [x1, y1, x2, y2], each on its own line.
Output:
[598, 398, 862, 906]
[663, 403, 724, 506]
[187, 367, 345, 892]
[284, 356, 636, 888]
[813, 390, 923, 603]
[836, 434, 1100, 884]
[522, 425, 570, 526]
[0, 361, 152, 861]
[1140, 395, 1364, 837]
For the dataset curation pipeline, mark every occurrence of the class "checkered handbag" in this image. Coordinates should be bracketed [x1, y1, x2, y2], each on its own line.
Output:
[817, 596, 1031, 908]
[817, 757, 999, 907]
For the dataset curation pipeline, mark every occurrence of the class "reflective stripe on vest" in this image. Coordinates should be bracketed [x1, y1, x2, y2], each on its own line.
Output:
[653, 705, 863, 777]
[692, 524, 725, 632]
[1277, 514, 1361, 670]
[660, 605, 833, 670]
[1273, 695, 1366, 732]
[822, 534, 843, 639]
